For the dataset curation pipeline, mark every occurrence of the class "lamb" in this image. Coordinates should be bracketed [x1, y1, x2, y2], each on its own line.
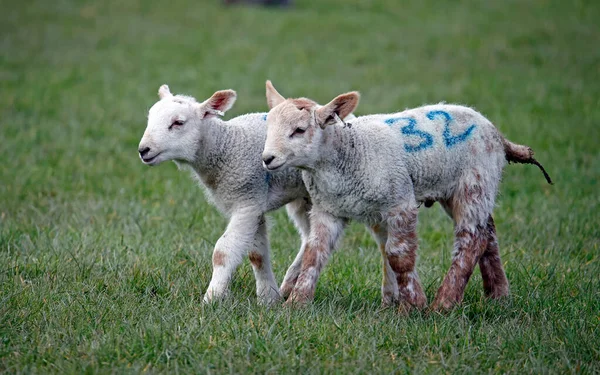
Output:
[137, 84, 314, 304]
[261, 81, 552, 311]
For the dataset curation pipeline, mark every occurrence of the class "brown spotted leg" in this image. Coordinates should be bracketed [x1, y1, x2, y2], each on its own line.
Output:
[280, 198, 311, 299]
[370, 224, 399, 307]
[478, 215, 509, 298]
[431, 222, 489, 311]
[385, 205, 427, 313]
[286, 210, 346, 305]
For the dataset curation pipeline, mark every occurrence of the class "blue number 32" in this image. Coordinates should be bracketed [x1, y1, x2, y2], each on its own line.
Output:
[427, 110, 476, 148]
[385, 111, 477, 152]
[384, 117, 433, 152]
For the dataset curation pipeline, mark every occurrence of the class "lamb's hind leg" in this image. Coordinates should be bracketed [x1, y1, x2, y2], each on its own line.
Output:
[479, 215, 509, 298]
[440, 202, 509, 300]
[432, 192, 491, 311]
[385, 204, 427, 313]
[280, 198, 311, 299]
[249, 215, 280, 304]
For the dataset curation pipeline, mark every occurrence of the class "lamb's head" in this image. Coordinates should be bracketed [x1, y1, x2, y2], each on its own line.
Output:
[138, 84, 237, 166]
[262, 80, 359, 171]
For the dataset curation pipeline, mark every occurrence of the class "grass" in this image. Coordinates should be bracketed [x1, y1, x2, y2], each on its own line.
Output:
[1, 0, 599, 373]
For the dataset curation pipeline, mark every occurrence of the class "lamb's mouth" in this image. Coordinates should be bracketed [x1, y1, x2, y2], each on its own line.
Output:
[142, 153, 161, 165]
[264, 160, 285, 171]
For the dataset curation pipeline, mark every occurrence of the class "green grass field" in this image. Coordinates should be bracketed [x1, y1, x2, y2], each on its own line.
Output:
[1, 0, 599, 373]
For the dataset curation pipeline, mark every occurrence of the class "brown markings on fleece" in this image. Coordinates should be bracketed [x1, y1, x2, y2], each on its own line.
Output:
[212, 250, 226, 267]
[485, 138, 494, 154]
[248, 251, 263, 270]
[470, 143, 478, 155]
[431, 226, 488, 311]
[478, 216, 510, 298]
[386, 208, 427, 310]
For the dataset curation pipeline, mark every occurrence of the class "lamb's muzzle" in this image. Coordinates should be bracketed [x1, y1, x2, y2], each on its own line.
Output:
[262, 153, 284, 170]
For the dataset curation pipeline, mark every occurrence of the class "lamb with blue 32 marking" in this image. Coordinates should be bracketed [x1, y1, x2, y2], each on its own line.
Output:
[261, 81, 552, 311]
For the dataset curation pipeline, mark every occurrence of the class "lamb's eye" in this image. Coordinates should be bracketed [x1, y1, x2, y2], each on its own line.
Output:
[169, 120, 184, 129]
[291, 128, 306, 137]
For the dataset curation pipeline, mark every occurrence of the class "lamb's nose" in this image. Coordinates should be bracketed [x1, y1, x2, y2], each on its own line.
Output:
[263, 154, 275, 166]
[139, 147, 150, 158]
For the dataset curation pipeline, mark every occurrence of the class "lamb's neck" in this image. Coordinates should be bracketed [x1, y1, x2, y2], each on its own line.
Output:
[189, 118, 237, 189]
[314, 124, 362, 176]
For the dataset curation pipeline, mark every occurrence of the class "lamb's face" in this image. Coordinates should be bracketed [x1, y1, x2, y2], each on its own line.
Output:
[138, 85, 237, 166]
[262, 98, 322, 171]
[139, 98, 202, 165]
[261, 80, 360, 172]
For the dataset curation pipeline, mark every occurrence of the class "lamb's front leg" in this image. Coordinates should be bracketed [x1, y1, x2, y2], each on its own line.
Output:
[385, 205, 427, 313]
[203, 209, 261, 303]
[280, 198, 311, 299]
[248, 216, 280, 304]
[286, 211, 345, 305]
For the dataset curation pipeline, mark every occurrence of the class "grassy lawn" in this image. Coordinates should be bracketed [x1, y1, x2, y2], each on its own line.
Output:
[1, 0, 599, 372]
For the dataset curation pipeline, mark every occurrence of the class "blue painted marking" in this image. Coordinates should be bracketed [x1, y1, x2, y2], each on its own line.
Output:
[262, 114, 268, 121]
[385, 117, 433, 153]
[426, 110, 476, 148]
[264, 172, 271, 185]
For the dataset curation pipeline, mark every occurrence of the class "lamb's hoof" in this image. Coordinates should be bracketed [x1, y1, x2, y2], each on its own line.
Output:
[257, 286, 282, 306]
[397, 303, 413, 316]
[411, 295, 428, 310]
[279, 281, 296, 300]
[283, 291, 311, 308]
[485, 287, 510, 300]
[396, 300, 426, 315]
[202, 294, 218, 305]
[202, 288, 228, 304]
[429, 298, 455, 313]
[380, 296, 399, 309]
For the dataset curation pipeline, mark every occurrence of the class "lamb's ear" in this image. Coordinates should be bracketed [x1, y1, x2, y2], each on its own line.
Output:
[199, 90, 237, 118]
[158, 84, 172, 99]
[315, 92, 360, 129]
[266, 80, 286, 109]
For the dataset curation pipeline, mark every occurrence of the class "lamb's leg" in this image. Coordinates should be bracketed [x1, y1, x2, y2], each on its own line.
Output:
[369, 224, 399, 307]
[280, 198, 312, 299]
[440, 201, 508, 300]
[431, 223, 488, 311]
[248, 215, 280, 304]
[203, 209, 261, 303]
[286, 210, 345, 305]
[385, 205, 427, 313]
[478, 215, 509, 298]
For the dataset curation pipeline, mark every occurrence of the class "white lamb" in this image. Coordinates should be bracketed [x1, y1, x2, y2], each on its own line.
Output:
[138, 85, 314, 304]
[261, 81, 552, 311]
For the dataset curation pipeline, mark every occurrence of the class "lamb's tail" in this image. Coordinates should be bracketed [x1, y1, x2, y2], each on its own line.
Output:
[503, 139, 553, 184]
